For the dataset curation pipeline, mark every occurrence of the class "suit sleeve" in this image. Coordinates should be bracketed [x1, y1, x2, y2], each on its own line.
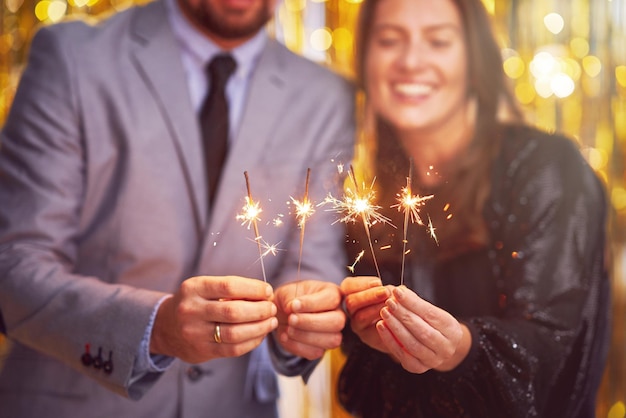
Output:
[0, 24, 167, 398]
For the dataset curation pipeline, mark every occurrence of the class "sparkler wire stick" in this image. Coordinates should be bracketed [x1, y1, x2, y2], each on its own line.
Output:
[295, 168, 313, 280]
[399, 163, 413, 286]
[392, 160, 435, 285]
[243, 171, 267, 282]
[348, 165, 382, 279]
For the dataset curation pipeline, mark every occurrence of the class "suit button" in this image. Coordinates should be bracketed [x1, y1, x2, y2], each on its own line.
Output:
[186, 366, 203, 382]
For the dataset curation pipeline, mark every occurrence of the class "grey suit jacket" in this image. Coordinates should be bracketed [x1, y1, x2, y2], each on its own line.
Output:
[0, 0, 355, 416]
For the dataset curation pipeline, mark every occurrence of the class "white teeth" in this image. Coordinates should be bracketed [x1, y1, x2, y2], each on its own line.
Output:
[394, 83, 432, 96]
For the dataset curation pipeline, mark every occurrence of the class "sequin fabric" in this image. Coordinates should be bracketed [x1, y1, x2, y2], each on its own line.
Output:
[338, 125, 611, 418]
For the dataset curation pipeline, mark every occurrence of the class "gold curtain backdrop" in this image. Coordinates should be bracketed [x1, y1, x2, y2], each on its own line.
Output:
[1, 0, 625, 416]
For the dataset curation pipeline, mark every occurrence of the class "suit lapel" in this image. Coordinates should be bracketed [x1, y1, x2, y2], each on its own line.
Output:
[208, 40, 289, 233]
[129, 0, 207, 231]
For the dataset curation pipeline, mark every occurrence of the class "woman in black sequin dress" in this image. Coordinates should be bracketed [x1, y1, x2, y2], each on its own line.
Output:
[337, 0, 611, 417]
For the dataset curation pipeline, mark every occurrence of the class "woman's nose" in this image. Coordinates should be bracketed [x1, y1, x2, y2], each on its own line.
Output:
[397, 41, 427, 71]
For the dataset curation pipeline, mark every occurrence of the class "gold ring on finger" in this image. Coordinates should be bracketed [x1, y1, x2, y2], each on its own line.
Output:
[213, 322, 222, 344]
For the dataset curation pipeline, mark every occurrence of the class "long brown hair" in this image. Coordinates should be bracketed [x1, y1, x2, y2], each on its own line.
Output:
[354, 0, 524, 261]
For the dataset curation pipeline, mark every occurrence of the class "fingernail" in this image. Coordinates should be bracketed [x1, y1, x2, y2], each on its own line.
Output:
[289, 314, 299, 326]
[376, 320, 386, 332]
[380, 307, 390, 319]
[270, 317, 278, 329]
[265, 284, 273, 298]
[393, 286, 405, 299]
[376, 287, 389, 298]
[280, 332, 289, 343]
[291, 299, 302, 312]
[368, 279, 383, 288]
[386, 298, 398, 311]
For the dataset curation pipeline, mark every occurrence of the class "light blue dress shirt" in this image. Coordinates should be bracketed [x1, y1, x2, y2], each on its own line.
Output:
[133, 0, 268, 378]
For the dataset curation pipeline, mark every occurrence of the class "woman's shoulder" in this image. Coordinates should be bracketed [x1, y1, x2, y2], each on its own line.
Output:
[493, 123, 607, 208]
[496, 123, 598, 180]
[499, 124, 581, 162]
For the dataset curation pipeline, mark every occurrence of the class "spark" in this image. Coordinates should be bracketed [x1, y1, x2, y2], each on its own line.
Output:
[347, 250, 365, 274]
[427, 215, 439, 245]
[391, 161, 433, 285]
[322, 165, 393, 278]
[259, 239, 281, 258]
[236, 197, 262, 230]
[237, 171, 267, 282]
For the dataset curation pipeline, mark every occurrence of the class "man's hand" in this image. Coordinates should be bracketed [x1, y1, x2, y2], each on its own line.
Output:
[273, 280, 345, 360]
[150, 276, 278, 364]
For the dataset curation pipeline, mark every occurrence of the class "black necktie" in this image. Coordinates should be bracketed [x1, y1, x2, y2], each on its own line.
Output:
[200, 54, 237, 207]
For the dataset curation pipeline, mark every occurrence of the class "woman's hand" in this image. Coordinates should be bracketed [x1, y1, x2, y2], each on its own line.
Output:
[341, 276, 392, 353]
[377, 286, 472, 373]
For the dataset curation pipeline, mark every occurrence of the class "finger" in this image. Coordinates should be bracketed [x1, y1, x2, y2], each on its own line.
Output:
[208, 300, 277, 324]
[351, 302, 386, 332]
[344, 285, 389, 317]
[291, 284, 341, 313]
[212, 335, 268, 359]
[392, 286, 460, 342]
[185, 276, 273, 301]
[341, 276, 382, 295]
[288, 309, 345, 333]
[277, 335, 326, 361]
[380, 305, 438, 364]
[214, 317, 279, 345]
[376, 320, 431, 374]
[280, 327, 342, 354]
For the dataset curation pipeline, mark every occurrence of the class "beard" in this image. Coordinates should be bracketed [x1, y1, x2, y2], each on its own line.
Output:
[189, 1, 273, 40]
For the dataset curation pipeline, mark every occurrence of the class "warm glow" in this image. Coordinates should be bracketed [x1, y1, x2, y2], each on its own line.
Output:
[503, 56, 525, 79]
[544, 13, 565, 34]
[581, 147, 608, 171]
[35, 0, 50, 20]
[582, 55, 602, 77]
[530, 52, 558, 78]
[332, 27, 353, 52]
[284, 0, 305, 12]
[563, 58, 582, 81]
[534, 77, 553, 98]
[5, 0, 23, 13]
[608, 401, 626, 418]
[616, 65, 626, 87]
[612, 188, 626, 213]
[515, 82, 536, 104]
[310, 27, 332, 51]
[570, 37, 590, 59]
[551, 73, 575, 98]
[481, 0, 495, 14]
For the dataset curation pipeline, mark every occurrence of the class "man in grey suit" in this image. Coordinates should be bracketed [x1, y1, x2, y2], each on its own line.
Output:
[0, 0, 355, 415]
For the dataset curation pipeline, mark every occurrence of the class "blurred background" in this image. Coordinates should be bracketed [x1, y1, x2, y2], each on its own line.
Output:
[1, 0, 624, 416]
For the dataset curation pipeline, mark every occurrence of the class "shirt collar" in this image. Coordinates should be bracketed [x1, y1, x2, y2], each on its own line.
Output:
[165, 0, 267, 80]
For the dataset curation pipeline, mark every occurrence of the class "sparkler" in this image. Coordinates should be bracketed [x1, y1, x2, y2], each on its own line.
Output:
[391, 162, 433, 285]
[236, 171, 267, 282]
[290, 168, 315, 280]
[323, 165, 392, 278]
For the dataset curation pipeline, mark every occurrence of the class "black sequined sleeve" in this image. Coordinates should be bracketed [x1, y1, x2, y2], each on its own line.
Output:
[434, 130, 611, 417]
[338, 128, 610, 418]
